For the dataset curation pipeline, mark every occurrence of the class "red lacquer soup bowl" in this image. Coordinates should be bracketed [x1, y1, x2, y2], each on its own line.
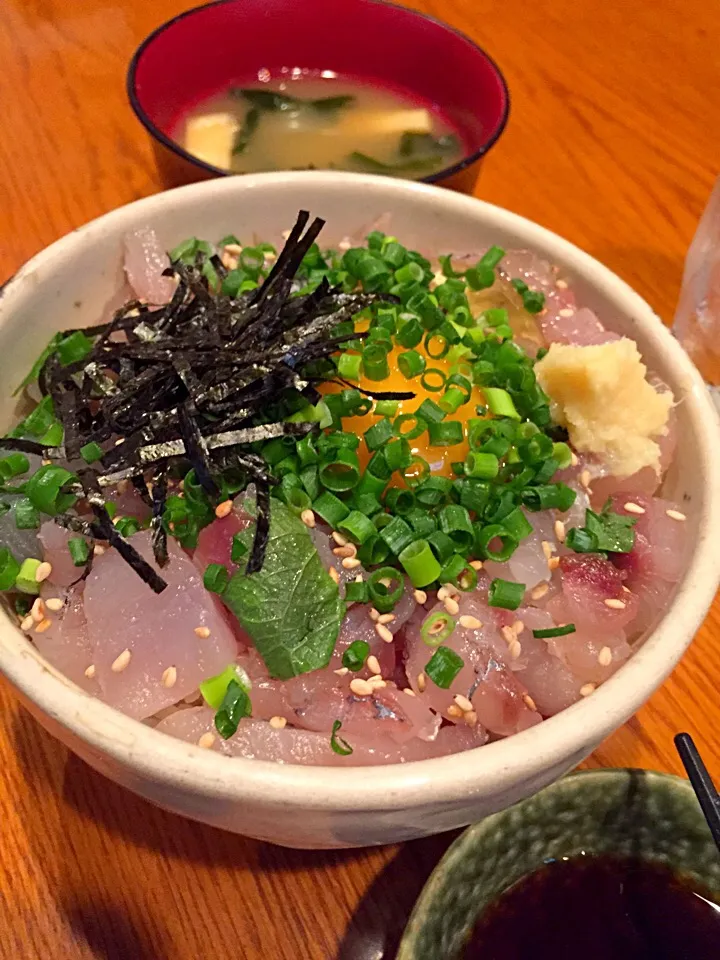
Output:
[127, 0, 510, 192]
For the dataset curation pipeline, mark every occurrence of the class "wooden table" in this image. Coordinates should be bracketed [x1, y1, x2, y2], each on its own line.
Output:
[0, 1, 718, 956]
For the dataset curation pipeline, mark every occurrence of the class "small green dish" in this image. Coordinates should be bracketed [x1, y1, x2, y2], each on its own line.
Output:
[398, 769, 720, 960]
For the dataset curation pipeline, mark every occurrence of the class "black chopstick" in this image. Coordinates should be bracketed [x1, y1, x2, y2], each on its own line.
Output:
[674, 732, 720, 853]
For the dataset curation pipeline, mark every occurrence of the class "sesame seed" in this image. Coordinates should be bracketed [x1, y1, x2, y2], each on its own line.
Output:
[531, 583, 549, 600]
[328, 565, 340, 584]
[447, 705, 463, 719]
[437, 587, 449, 601]
[548, 556, 560, 571]
[623, 502, 646, 515]
[45, 597, 64, 612]
[604, 598, 626, 610]
[508, 640, 522, 660]
[558, 308, 574, 318]
[512, 620, 525, 636]
[501, 625, 517, 645]
[214, 500, 233, 519]
[469, 560, 484, 570]
[523, 694, 537, 711]
[111, 648, 132, 673]
[403, 688, 416, 697]
[194, 626, 211, 639]
[35, 618, 53, 633]
[334, 667, 349, 676]
[332, 531, 348, 546]
[417, 672, 427, 692]
[84, 664, 96, 679]
[300, 509, 315, 528]
[269, 716, 287, 730]
[31, 597, 46, 623]
[161, 666, 177, 689]
[413, 589, 427, 604]
[580, 469, 592, 489]
[332, 544, 353, 558]
[20, 615, 34, 632]
[197, 732, 215, 749]
[598, 646, 613, 667]
[464, 710, 478, 727]
[666, 509, 686, 522]
[541, 540, 554, 561]
[367, 655, 381, 675]
[369, 608, 380, 621]
[444, 597, 460, 616]
[354, 574, 364, 583]
[580, 683, 596, 697]
[367, 676, 387, 689]
[459, 615, 482, 629]
[556, 279, 568, 290]
[570, 452, 579, 467]
[377, 612, 395, 624]
[342, 557, 362, 570]
[454, 693, 473, 713]
[35, 561, 52, 583]
[93, 544, 106, 556]
[376, 623, 394, 644]
[350, 677, 373, 697]
[554, 520, 566, 542]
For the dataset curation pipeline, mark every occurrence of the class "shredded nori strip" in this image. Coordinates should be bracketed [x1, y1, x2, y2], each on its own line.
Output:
[5, 211, 395, 581]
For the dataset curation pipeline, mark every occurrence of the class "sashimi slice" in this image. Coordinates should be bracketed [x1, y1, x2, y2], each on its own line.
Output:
[33, 583, 99, 694]
[84, 532, 238, 719]
[549, 554, 638, 632]
[155, 708, 487, 765]
[123, 226, 175, 305]
[39, 521, 88, 588]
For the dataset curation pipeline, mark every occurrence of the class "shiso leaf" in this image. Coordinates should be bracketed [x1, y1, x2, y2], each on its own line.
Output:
[223, 499, 345, 679]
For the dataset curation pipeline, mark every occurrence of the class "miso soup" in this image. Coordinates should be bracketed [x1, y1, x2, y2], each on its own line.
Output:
[176, 75, 464, 179]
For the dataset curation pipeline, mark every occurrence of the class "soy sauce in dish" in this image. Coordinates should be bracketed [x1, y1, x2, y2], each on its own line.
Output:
[464, 854, 720, 959]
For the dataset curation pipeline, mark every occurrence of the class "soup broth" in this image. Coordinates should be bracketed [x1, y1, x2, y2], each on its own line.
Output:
[177, 77, 464, 178]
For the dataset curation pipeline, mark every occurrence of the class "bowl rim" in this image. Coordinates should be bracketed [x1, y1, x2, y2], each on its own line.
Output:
[125, 0, 511, 184]
[1, 171, 719, 811]
[397, 768, 706, 958]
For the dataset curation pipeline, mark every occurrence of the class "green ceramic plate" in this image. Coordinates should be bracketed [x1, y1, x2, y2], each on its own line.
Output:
[398, 768, 720, 959]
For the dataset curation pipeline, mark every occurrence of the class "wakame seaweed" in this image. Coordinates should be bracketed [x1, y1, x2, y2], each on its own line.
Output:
[7, 212, 395, 587]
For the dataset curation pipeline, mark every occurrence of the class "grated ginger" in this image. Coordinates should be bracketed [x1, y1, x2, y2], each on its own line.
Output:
[535, 338, 672, 478]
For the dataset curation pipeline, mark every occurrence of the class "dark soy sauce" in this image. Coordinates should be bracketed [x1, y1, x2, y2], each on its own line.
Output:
[464, 854, 720, 959]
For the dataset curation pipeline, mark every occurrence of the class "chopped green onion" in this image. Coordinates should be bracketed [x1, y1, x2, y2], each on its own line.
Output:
[215, 679, 252, 740]
[475, 524, 518, 562]
[345, 581, 369, 605]
[488, 578, 526, 610]
[319, 449, 360, 492]
[425, 645, 464, 687]
[0, 453, 29, 480]
[68, 537, 90, 567]
[438, 386, 466, 415]
[80, 441, 104, 464]
[396, 317, 423, 348]
[56, 330, 94, 366]
[398, 349, 426, 379]
[424, 332, 450, 360]
[428, 420, 463, 446]
[464, 451, 499, 479]
[383, 487, 415, 516]
[330, 719, 353, 756]
[420, 611, 456, 647]
[374, 399, 399, 417]
[459, 478, 491, 514]
[379, 516, 414, 555]
[427, 530, 456, 564]
[533, 624, 577, 639]
[231, 534, 248, 563]
[393, 414, 426, 441]
[337, 352, 362, 380]
[499, 507, 534, 541]
[415, 398, 446, 423]
[342, 639, 370, 670]
[406, 507, 437, 539]
[383, 438, 412, 473]
[313, 491, 350, 527]
[420, 368, 446, 392]
[465, 265, 495, 290]
[521, 483, 576, 512]
[338, 510, 376, 545]
[399, 539, 442, 588]
[483, 387, 520, 420]
[296, 434, 319, 467]
[14, 498, 39, 530]
[394, 261, 425, 284]
[402, 456, 430, 489]
[367, 566, 404, 613]
[114, 516, 141, 538]
[415, 476, 453, 507]
[200, 664, 244, 709]
[439, 504, 474, 550]
[439, 553, 477, 592]
[552, 442, 573, 470]
[362, 343, 390, 381]
[357, 535, 391, 566]
[353, 492, 383, 516]
[364, 418, 394, 452]
[479, 245, 506, 269]
[15, 557, 42, 594]
[204, 563, 229, 594]
[24, 464, 78, 516]
[0, 548, 20, 591]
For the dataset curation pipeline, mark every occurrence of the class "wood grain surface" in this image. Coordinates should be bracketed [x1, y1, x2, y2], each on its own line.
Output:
[0, 1, 718, 957]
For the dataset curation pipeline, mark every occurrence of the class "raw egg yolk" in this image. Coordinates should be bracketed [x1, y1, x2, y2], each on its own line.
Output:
[320, 338, 485, 483]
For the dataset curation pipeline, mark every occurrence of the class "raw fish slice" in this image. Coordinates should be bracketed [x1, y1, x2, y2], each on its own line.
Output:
[507, 608, 580, 715]
[404, 596, 541, 735]
[309, 523, 372, 597]
[548, 628, 631, 685]
[39, 521, 88, 587]
[549, 554, 638, 632]
[193, 510, 249, 577]
[499, 249, 558, 295]
[329, 602, 395, 676]
[156, 708, 487, 765]
[110, 482, 152, 522]
[607, 493, 687, 583]
[123, 226, 176, 305]
[84, 532, 238, 719]
[484, 509, 557, 589]
[33, 583, 99, 694]
[540, 306, 620, 348]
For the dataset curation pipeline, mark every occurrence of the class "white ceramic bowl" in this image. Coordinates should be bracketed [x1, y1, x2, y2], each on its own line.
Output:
[1, 173, 718, 850]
